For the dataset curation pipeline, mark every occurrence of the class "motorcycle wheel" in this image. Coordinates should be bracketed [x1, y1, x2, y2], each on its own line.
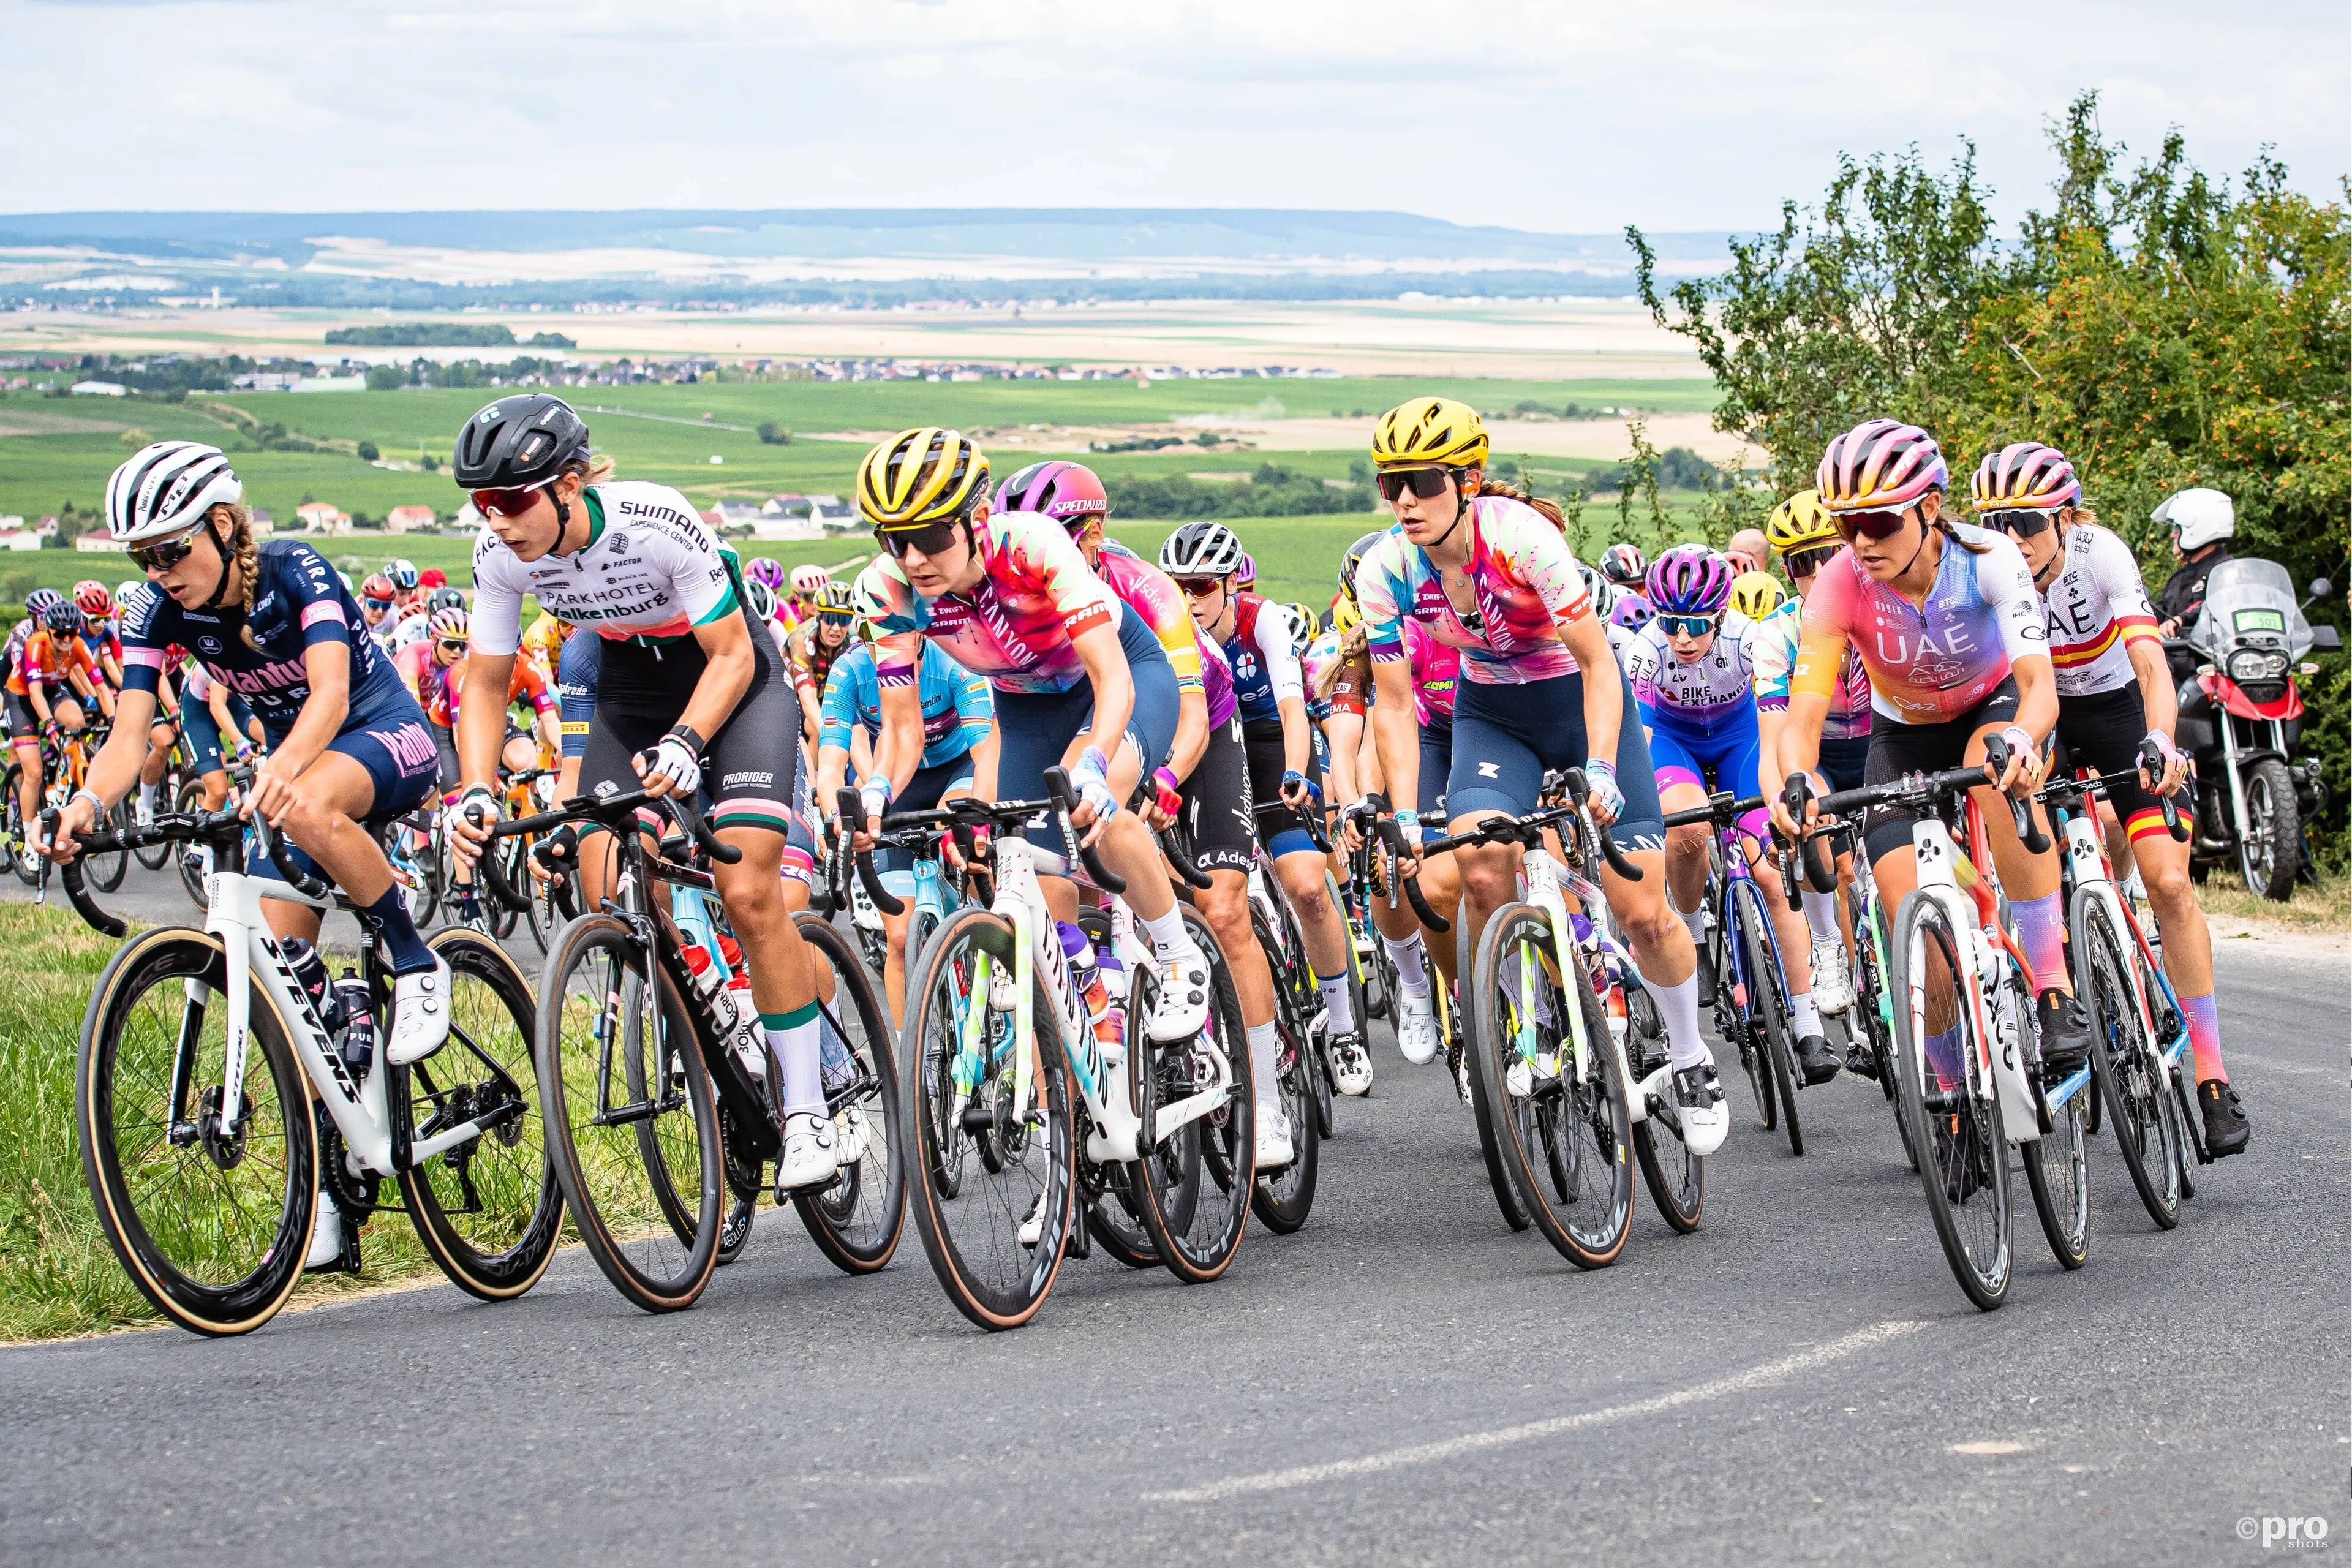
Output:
[2237, 757, 2301, 902]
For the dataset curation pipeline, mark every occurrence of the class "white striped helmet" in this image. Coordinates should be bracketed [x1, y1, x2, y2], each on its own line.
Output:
[105, 442, 243, 545]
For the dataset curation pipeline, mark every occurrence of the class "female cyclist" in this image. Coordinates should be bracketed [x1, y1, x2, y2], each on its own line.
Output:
[443, 394, 844, 1193]
[1351, 397, 1727, 1153]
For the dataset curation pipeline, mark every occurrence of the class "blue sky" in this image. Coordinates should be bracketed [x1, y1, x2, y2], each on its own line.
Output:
[4, 0, 2345, 232]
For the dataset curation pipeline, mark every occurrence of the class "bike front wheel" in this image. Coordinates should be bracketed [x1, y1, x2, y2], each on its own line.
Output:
[536, 914, 722, 1313]
[1133, 905, 1254, 1283]
[788, 913, 907, 1275]
[1468, 905, 1634, 1270]
[2077, 891, 2180, 1228]
[1732, 879, 1803, 1156]
[77, 927, 314, 1336]
[1624, 981, 1703, 1234]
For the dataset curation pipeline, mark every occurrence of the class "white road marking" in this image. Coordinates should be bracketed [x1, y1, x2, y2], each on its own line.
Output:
[1144, 1319, 1925, 1504]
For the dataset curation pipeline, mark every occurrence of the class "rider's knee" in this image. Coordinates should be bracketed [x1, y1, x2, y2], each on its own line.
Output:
[1199, 878, 1250, 941]
[2143, 856, 2193, 909]
[1458, 843, 1517, 905]
[1615, 886, 1681, 951]
[1665, 823, 1708, 864]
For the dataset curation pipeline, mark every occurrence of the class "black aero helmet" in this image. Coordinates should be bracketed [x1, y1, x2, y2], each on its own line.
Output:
[1339, 529, 1385, 599]
[453, 394, 590, 490]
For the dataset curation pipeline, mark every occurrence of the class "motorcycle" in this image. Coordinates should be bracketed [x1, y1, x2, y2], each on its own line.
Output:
[2168, 562, 2340, 900]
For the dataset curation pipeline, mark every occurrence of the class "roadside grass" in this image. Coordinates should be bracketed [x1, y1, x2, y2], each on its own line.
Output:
[2195, 864, 2348, 933]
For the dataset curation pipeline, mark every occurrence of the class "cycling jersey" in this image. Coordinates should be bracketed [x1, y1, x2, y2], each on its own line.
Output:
[1093, 539, 1206, 703]
[856, 508, 1120, 696]
[7, 628, 99, 697]
[1220, 591, 1302, 724]
[470, 481, 739, 654]
[790, 618, 854, 706]
[1623, 610, 1760, 738]
[1355, 494, 1595, 685]
[818, 642, 993, 770]
[387, 606, 432, 660]
[518, 611, 568, 676]
[1749, 598, 1870, 741]
[1792, 527, 2046, 725]
[426, 655, 556, 731]
[2037, 521, 2160, 698]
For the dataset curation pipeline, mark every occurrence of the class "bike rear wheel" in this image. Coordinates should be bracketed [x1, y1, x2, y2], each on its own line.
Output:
[77, 927, 314, 1336]
[1732, 880, 1804, 1156]
[1133, 905, 1254, 1283]
[397, 930, 564, 1300]
[1455, 914, 1532, 1233]
[900, 909, 1075, 1330]
[536, 914, 722, 1313]
[2025, 1064, 2090, 1269]
[1890, 891, 2012, 1311]
[2, 763, 37, 884]
[1625, 981, 1703, 1233]
[2077, 891, 2180, 1228]
[1250, 905, 1322, 1234]
[1468, 905, 1634, 1270]
[132, 770, 176, 869]
[788, 914, 906, 1275]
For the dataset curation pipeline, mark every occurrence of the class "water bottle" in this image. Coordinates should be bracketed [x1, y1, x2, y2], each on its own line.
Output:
[1094, 942, 1126, 1060]
[681, 942, 739, 1036]
[1058, 922, 1109, 1035]
[334, 969, 374, 1076]
[282, 937, 342, 1033]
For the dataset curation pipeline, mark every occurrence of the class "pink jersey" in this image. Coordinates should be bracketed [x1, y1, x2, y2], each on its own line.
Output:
[1403, 617, 1461, 726]
[1793, 526, 2047, 725]
[1094, 539, 1205, 699]
[1354, 495, 1595, 685]
[855, 510, 1119, 696]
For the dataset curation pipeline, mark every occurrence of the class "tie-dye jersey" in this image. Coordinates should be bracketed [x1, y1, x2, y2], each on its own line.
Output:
[1355, 494, 1594, 685]
[1623, 609, 1760, 737]
[1793, 527, 2048, 726]
[854, 508, 1119, 695]
[1302, 629, 1344, 724]
[1093, 538, 1206, 703]
[1751, 598, 1871, 739]
[1402, 617, 1461, 725]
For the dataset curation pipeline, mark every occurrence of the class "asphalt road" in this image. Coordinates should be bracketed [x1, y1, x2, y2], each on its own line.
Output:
[3, 860, 2346, 1567]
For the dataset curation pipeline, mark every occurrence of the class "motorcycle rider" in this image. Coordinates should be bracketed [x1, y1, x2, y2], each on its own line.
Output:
[2153, 488, 2235, 636]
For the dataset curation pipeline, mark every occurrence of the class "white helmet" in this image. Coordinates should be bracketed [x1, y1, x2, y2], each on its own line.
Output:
[2152, 487, 2234, 552]
[105, 442, 242, 546]
[789, 564, 831, 595]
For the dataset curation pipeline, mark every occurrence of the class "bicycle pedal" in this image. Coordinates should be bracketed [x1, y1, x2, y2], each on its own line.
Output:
[1063, 1212, 1091, 1262]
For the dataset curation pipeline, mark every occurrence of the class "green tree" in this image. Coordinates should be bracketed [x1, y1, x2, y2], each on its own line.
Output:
[355, 441, 380, 462]
[118, 428, 150, 451]
[365, 365, 405, 391]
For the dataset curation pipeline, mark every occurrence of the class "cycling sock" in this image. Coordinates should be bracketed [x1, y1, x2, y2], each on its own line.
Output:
[1924, 1022, 1966, 1093]
[1675, 900, 1706, 954]
[2180, 991, 2226, 1082]
[1800, 887, 1841, 944]
[137, 780, 157, 813]
[1381, 931, 1430, 996]
[764, 1001, 825, 1116]
[1317, 972, 1354, 1033]
[358, 886, 436, 976]
[1246, 1020, 1281, 1112]
[2011, 892, 2067, 990]
[1138, 905, 1194, 960]
[1790, 992, 1823, 1039]
[1654, 971, 1707, 1072]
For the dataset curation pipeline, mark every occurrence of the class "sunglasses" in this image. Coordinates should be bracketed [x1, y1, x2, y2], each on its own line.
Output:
[1657, 613, 1719, 638]
[1175, 576, 1226, 599]
[1782, 545, 1839, 580]
[437, 639, 470, 655]
[471, 478, 555, 519]
[1834, 507, 1914, 541]
[363, 596, 394, 611]
[1982, 508, 2057, 538]
[815, 610, 853, 625]
[1376, 467, 1457, 503]
[127, 526, 207, 573]
[873, 516, 964, 560]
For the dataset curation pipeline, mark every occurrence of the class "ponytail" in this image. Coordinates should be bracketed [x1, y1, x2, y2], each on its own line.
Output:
[213, 502, 263, 649]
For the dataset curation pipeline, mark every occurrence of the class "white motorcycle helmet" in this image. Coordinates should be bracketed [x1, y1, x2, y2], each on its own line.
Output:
[2152, 487, 2234, 552]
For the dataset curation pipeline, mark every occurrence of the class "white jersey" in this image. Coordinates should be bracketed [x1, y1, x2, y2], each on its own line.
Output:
[1623, 609, 1759, 735]
[386, 609, 432, 660]
[469, 481, 737, 657]
[2038, 522, 2160, 698]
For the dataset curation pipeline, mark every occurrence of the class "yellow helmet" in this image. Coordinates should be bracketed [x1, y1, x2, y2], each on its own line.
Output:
[1330, 595, 1362, 635]
[856, 427, 990, 529]
[1370, 397, 1488, 472]
[1764, 488, 1839, 556]
[1728, 570, 1787, 622]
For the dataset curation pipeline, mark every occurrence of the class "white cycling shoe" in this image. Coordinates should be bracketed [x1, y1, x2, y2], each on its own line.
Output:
[1147, 945, 1212, 1042]
[1673, 1056, 1731, 1158]
[304, 1191, 345, 1270]
[1254, 1103, 1295, 1170]
[383, 957, 453, 1066]
[1018, 1185, 1054, 1249]
[1395, 988, 1441, 1065]
[834, 1103, 872, 1169]
[777, 1110, 840, 1194]
[1330, 1033, 1373, 1096]
[1810, 938, 1855, 1016]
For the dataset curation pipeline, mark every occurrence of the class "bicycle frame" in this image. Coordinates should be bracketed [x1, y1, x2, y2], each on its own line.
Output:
[1506, 843, 1613, 1104]
[1553, 856, 1651, 1125]
[1708, 823, 1798, 1048]
[2049, 790, 2191, 1103]
[1902, 804, 2047, 1145]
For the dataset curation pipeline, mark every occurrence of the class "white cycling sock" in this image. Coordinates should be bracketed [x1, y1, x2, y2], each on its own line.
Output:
[1790, 991, 1823, 1040]
[1317, 973, 1354, 1033]
[1246, 1020, 1281, 1112]
[1381, 931, 1431, 997]
[1138, 906, 1193, 960]
[764, 1001, 826, 1117]
[138, 780, 157, 812]
[1800, 887, 1842, 944]
[1675, 900, 1706, 954]
[1655, 972, 1707, 1072]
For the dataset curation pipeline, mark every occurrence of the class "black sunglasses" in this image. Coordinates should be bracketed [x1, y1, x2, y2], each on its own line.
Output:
[1833, 507, 1914, 542]
[874, 516, 965, 560]
[1376, 467, 1457, 503]
[127, 527, 208, 574]
[1782, 545, 1840, 579]
[1983, 508, 2057, 538]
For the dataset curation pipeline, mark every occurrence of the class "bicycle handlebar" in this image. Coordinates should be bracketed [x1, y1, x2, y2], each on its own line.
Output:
[491, 785, 742, 866]
[1368, 813, 1447, 932]
[1043, 766, 1125, 895]
[836, 788, 905, 916]
[1158, 825, 1213, 891]
[39, 810, 126, 938]
[1981, 733, 2052, 855]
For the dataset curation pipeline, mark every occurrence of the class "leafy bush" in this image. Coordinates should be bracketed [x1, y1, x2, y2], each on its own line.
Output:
[1104, 470, 1376, 520]
[757, 421, 792, 445]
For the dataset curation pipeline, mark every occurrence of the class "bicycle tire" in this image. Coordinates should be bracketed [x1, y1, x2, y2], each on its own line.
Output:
[2024, 1068, 2090, 1269]
[1134, 905, 1253, 1283]
[900, 908, 1075, 1331]
[172, 775, 216, 908]
[1732, 879, 1804, 1156]
[1852, 891, 1918, 1171]
[1890, 891, 2012, 1311]
[396, 929, 565, 1300]
[133, 770, 176, 868]
[1468, 905, 1633, 1270]
[2, 763, 37, 885]
[77, 927, 315, 1336]
[788, 913, 907, 1275]
[1625, 981, 1703, 1234]
[1454, 912, 1531, 1233]
[2077, 891, 2180, 1228]
[1249, 907, 1321, 1234]
[2138, 941, 2204, 1197]
[1266, 895, 1334, 1139]
[535, 913, 723, 1313]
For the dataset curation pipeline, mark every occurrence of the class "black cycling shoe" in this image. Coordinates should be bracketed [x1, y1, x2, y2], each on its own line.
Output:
[1795, 1033, 1841, 1087]
[2035, 989, 2092, 1078]
[1845, 1038, 1880, 1079]
[2199, 1080, 2250, 1158]
[1942, 1110, 1989, 1205]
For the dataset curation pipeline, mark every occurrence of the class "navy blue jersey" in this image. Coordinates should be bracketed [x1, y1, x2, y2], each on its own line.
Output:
[120, 540, 423, 742]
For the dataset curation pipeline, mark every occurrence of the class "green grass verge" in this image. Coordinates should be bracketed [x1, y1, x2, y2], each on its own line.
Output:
[2194, 865, 2348, 933]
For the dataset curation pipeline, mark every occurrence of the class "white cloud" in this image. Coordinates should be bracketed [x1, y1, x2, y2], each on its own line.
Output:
[1, 0, 2343, 229]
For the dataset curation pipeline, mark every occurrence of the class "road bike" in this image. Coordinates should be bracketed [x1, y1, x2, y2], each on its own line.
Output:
[1419, 768, 1637, 1270]
[498, 785, 900, 1314]
[890, 769, 1254, 1330]
[53, 807, 560, 1336]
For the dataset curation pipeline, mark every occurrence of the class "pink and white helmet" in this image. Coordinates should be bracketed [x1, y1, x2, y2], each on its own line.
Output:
[789, 564, 830, 596]
[1816, 418, 1948, 514]
[1969, 442, 2080, 513]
